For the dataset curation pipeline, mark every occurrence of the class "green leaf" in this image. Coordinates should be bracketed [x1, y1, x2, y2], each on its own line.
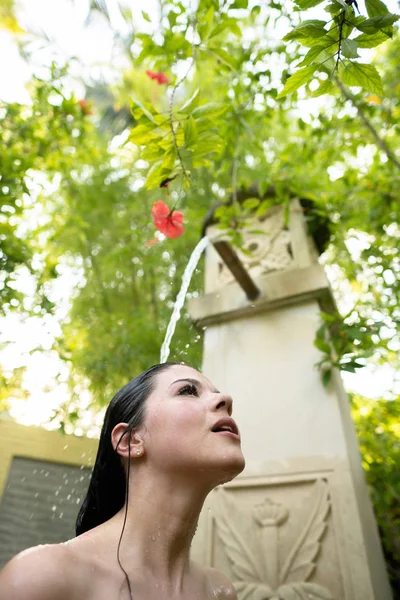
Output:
[131, 98, 156, 124]
[161, 149, 176, 169]
[284, 20, 327, 41]
[140, 144, 166, 161]
[243, 198, 260, 210]
[207, 46, 238, 70]
[355, 13, 399, 34]
[325, 1, 343, 15]
[310, 78, 334, 96]
[277, 64, 319, 98]
[183, 116, 197, 148]
[192, 102, 228, 118]
[298, 34, 336, 47]
[230, 0, 248, 7]
[314, 339, 331, 353]
[191, 139, 223, 157]
[129, 124, 157, 145]
[322, 369, 332, 387]
[141, 11, 151, 22]
[340, 61, 383, 95]
[355, 31, 390, 47]
[342, 39, 359, 58]
[365, 0, 389, 18]
[145, 162, 174, 190]
[179, 89, 200, 113]
[197, 6, 215, 41]
[297, 44, 332, 67]
[294, 0, 324, 9]
[320, 311, 336, 323]
[209, 18, 241, 40]
[255, 199, 272, 217]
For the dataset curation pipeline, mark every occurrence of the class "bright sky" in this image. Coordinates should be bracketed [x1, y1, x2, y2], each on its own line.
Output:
[0, 0, 398, 430]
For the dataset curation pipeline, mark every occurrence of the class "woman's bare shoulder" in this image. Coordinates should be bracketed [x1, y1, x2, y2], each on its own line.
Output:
[0, 543, 73, 600]
[201, 564, 239, 599]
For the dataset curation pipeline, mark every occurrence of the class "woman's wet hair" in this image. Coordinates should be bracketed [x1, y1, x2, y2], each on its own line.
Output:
[75, 362, 179, 537]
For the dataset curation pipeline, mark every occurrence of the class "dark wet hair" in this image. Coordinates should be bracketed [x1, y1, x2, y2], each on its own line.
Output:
[75, 362, 179, 537]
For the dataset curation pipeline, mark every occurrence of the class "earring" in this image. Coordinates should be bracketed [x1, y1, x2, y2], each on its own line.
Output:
[136, 449, 142, 456]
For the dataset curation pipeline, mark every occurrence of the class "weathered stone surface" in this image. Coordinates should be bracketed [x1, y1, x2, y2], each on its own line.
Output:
[190, 201, 392, 600]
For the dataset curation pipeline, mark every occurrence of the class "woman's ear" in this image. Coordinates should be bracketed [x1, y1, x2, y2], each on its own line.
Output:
[111, 423, 145, 459]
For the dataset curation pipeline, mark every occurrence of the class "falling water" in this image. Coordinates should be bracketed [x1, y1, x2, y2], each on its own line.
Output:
[160, 236, 209, 363]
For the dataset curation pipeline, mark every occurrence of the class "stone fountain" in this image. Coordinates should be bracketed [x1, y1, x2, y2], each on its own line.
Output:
[188, 199, 392, 600]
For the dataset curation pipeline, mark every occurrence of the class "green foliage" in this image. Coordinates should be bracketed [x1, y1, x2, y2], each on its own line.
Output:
[314, 309, 388, 386]
[351, 395, 400, 593]
[0, 0, 23, 33]
[0, 67, 95, 314]
[0, 365, 26, 412]
[278, 0, 398, 97]
[340, 61, 383, 95]
[129, 96, 226, 189]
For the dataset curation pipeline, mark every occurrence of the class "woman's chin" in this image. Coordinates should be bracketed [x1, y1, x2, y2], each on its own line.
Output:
[211, 451, 246, 485]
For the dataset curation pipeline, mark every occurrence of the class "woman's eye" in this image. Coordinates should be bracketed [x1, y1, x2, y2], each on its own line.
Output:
[178, 384, 198, 397]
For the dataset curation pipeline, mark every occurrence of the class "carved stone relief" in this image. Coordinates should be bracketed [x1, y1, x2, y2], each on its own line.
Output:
[213, 479, 334, 600]
[216, 207, 295, 288]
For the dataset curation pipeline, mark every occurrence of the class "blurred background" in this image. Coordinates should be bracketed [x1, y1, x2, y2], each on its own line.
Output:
[0, 0, 399, 594]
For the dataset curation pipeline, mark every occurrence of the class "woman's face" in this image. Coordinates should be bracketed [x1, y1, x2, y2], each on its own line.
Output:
[139, 364, 245, 486]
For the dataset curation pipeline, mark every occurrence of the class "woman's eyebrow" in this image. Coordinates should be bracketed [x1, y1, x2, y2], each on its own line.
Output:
[170, 378, 220, 394]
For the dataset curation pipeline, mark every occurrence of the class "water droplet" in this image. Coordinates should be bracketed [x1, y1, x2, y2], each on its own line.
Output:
[55, 490, 59, 496]
[52, 505, 57, 512]
[59, 512, 64, 519]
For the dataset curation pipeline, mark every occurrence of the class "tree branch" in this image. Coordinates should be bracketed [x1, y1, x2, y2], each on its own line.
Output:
[335, 77, 400, 172]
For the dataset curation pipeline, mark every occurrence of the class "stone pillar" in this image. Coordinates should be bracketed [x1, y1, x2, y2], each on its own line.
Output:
[188, 200, 392, 600]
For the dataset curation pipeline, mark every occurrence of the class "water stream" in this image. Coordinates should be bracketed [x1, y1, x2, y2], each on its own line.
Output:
[160, 236, 209, 363]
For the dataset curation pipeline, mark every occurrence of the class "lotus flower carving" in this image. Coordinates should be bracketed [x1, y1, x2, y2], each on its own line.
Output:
[253, 499, 288, 527]
[213, 479, 333, 600]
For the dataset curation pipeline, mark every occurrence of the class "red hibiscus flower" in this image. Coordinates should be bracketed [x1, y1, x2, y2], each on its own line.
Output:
[146, 70, 169, 85]
[78, 99, 93, 115]
[152, 201, 184, 238]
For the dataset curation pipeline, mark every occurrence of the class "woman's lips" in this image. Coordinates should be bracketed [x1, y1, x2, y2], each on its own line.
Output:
[213, 430, 241, 441]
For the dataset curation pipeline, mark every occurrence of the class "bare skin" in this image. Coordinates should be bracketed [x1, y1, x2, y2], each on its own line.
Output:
[0, 365, 245, 600]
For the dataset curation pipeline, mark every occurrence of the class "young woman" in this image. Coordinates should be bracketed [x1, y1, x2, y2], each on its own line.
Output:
[0, 362, 245, 599]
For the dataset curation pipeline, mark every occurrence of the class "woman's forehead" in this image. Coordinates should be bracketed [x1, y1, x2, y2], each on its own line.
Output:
[156, 364, 214, 391]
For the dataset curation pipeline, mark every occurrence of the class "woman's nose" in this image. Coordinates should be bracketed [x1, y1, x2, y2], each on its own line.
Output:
[213, 393, 233, 416]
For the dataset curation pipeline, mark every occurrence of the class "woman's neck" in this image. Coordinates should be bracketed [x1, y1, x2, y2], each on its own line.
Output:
[111, 469, 210, 593]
